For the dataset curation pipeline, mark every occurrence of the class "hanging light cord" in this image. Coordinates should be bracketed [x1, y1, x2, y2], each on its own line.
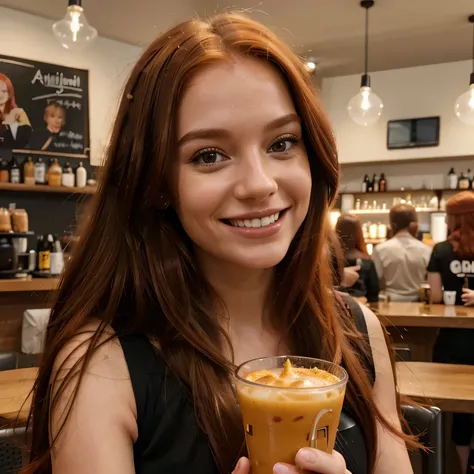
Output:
[471, 19, 474, 72]
[364, 6, 369, 76]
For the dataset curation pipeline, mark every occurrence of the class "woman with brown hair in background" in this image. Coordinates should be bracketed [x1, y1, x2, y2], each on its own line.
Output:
[23, 13, 415, 474]
[335, 214, 380, 303]
[428, 191, 474, 473]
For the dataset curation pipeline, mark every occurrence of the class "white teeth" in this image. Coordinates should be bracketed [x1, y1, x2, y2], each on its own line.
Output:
[229, 212, 282, 228]
[250, 218, 261, 228]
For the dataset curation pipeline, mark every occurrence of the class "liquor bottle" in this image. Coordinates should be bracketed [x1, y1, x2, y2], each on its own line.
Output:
[373, 173, 380, 192]
[34, 158, 46, 184]
[23, 157, 35, 185]
[458, 172, 470, 190]
[48, 159, 62, 186]
[367, 175, 374, 193]
[37, 235, 51, 272]
[361, 174, 369, 193]
[9, 156, 20, 184]
[379, 173, 387, 192]
[0, 160, 9, 183]
[448, 168, 458, 189]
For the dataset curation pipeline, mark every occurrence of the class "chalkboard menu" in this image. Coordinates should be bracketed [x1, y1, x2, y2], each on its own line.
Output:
[0, 54, 89, 157]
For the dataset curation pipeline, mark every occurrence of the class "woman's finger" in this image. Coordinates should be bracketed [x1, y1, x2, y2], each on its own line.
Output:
[232, 457, 251, 474]
[273, 463, 300, 474]
[295, 448, 348, 474]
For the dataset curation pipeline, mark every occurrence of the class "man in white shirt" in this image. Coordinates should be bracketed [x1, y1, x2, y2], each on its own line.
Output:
[372, 204, 432, 302]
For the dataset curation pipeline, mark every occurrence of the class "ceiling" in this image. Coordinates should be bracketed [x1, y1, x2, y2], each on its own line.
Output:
[1, 0, 473, 76]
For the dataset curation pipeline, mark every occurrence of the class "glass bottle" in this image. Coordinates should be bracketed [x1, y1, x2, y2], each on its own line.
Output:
[48, 159, 62, 187]
[23, 157, 35, 185]
[9, 156, 20, 184]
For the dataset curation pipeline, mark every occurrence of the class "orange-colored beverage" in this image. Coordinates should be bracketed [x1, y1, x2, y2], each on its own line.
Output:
[235, 356, 347, 474]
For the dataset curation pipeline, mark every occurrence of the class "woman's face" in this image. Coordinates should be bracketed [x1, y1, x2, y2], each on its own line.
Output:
[175, 56, 312, 269]
[0, 81, 9, 107]
[45, 107, 65, 132]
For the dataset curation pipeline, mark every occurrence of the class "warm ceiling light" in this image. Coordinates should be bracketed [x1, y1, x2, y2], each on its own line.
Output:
[347, 0, 384, 126]
[52, 0, 97, 51]
[306, 61, 316, 71]
[454, 15, 474, 125]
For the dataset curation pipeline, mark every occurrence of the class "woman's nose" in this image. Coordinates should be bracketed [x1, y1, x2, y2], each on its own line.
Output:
[234, 155, 278, 202]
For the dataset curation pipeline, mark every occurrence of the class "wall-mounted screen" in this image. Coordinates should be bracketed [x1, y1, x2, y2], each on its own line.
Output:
[387, 116, 440, 150]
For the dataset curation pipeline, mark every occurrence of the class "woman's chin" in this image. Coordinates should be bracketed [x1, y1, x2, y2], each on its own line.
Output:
[224, 247, 289, 270]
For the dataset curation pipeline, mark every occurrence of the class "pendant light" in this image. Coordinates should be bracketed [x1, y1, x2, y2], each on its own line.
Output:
[52, 0, 97, 51]
[347, 0, 384, 126]
[454, 15, 474, 125]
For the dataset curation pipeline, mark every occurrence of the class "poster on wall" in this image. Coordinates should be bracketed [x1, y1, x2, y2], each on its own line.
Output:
[0, 54, 89, 157]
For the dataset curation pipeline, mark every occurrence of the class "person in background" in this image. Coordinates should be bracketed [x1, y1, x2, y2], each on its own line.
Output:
[327, 225, 361, 290]
[0, 72, 31, 148]
[372, 204, 431, 302]
[335, 213, 379, 303]
[28, 102, 67, 151]
[427, 191, 474, 474]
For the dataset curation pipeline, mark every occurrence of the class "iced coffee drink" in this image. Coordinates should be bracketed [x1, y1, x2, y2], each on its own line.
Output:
[235, 356, 347, 474]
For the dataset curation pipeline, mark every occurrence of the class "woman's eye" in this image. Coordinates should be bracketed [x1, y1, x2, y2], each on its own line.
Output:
[193, 150, 226, 167]
[268, 139, 294, 153]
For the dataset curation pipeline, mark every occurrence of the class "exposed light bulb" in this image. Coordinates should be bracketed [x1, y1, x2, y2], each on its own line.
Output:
[52, 4, 97, 51]
[455, 83, 474, 125]
[347, 86, 384, 126]
[306, 61, 316, 71]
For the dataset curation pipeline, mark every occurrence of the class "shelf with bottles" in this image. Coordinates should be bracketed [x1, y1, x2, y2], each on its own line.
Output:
[0, 154, 96, 193]
[351, 207, 439, 215]
[341, 167, 474, 197]
[0, 182, 95, 195]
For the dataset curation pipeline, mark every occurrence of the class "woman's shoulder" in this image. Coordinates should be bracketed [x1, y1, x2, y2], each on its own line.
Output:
[49, 320, 139, 472]
[335, 292, 376, 384]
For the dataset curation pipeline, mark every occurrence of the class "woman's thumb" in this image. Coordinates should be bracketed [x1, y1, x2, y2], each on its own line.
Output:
[233, 457, 250, 474]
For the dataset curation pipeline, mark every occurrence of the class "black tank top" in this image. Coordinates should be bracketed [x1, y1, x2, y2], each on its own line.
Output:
[118, 295, 375, 474]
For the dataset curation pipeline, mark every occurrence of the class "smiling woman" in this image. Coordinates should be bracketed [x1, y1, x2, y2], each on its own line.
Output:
[24, 12, 416, 474]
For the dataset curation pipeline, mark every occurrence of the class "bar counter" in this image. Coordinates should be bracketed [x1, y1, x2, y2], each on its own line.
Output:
[0, 278, 59, 352]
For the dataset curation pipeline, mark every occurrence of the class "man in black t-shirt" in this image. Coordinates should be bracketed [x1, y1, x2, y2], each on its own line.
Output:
[427, 241, 474, 305]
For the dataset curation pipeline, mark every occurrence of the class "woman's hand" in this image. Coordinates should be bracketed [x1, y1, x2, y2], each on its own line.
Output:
[273, 448, 350, 474]
[462, 288, 474, 306]
[2, 107, 23, 124]
[341, 266, 360, 288]
[232, 458, 250, 474]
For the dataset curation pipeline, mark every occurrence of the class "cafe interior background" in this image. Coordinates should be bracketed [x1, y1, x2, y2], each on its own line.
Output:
[1, 0, 474, 473]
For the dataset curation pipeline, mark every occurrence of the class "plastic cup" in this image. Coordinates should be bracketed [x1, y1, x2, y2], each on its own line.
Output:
[235, 356, 348, 474]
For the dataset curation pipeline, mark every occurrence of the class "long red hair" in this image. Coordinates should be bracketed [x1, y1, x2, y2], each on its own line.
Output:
[335, 213, 368, 257]
[0, 73, 18, 121]
[23, 13, 415, 474]
[447, 192, 474, 259]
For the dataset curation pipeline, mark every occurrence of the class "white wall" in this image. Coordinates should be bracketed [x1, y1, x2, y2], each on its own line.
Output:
[321, 60, 474, 165]
[0, 7, 142, 165]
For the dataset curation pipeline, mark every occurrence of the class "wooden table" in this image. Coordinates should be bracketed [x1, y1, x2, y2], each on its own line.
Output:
[1, 363, 473, 426]
[397, 361, 474, 413]
[0, 278, 59, 352]
[371, 302, 474, 361]
[374, 302, 474, 329]
[0, 367, 36, 424]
